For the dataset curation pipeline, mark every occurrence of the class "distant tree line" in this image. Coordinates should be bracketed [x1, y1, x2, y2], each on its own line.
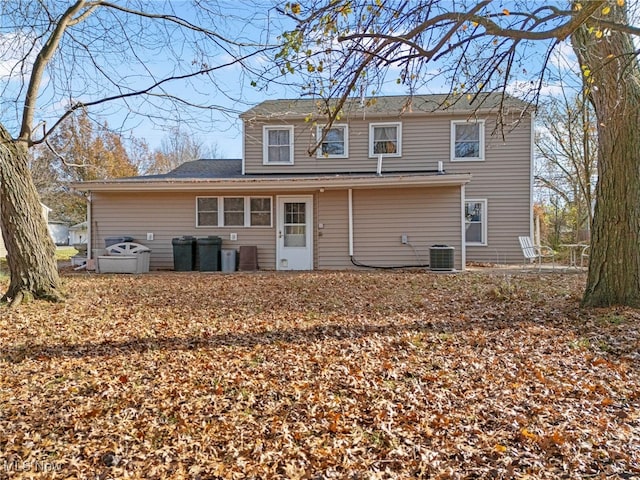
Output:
[535, 91, 597, 248]
[29, 110, 219, 225]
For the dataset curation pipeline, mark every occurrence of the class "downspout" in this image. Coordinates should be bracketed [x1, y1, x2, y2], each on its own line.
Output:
[87, 191, 92, 262]
[460, 185, 466, 271]
[241, 119, 246, 176]
[530, 110, 535, 242]
[348, 188, 354, 257]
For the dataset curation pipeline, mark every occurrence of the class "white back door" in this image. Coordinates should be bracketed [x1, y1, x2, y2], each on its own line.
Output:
[276, 196, 313, 270]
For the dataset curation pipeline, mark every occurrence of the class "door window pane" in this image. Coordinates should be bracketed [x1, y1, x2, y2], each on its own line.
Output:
[285, 202, 305, 224]
[284, 202, 306, 247]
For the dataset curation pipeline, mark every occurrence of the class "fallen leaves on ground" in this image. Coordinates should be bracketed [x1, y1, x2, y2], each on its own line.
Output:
[0, 270, 638, 479]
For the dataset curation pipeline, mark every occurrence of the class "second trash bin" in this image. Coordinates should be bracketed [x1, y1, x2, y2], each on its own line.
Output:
[172, 236, 196, 271]
[221, 248, 237, 272]
[197, 236, 222, 271]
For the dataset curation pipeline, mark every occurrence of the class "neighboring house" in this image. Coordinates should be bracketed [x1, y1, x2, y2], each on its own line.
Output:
[48, 221, 70, 246]
[69, 221, 88, 245]
[72, 93, 533, 271]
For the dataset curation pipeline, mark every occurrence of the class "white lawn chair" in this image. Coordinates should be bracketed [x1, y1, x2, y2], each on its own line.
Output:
[580, 245, 590, 268]
[518, 236, 555, 271]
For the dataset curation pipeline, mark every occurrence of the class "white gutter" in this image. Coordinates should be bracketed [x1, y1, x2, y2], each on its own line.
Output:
[71, 173, 472, 193]
[348, 188, 354, 256]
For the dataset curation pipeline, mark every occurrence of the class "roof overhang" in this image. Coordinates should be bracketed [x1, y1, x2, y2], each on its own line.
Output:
[71, 173, 472, 193]
[242, 109, 527, 123]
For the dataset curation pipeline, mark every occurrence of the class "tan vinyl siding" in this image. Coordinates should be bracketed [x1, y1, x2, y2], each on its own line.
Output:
[316, 187, 462, 269]
[244, 112, 530, 175]
[244, 111, 531, 265]
[91, 191, 279, 270]
[449, 114, 532, 264]
[87, 109, 529, 270]
[316, 190, 350, 269]
[91, 186, 463, 271]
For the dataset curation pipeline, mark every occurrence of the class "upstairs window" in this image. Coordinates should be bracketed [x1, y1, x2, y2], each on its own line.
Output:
[317, 124, 348, 158]
[465, 199, 487, 245]
[369, 122, 401, 157]
[451, 120, 485, 161]
[263, 126, 294, 164]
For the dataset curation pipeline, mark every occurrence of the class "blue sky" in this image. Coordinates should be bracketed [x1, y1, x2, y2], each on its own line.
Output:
[99, 2, 301, 159]
[0, 1, 590, 160]
[0, 1, 297, 158]
[120, 1, 580, 159]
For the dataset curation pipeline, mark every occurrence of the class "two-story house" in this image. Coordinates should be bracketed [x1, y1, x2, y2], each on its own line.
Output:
[73, 93, 533, 271]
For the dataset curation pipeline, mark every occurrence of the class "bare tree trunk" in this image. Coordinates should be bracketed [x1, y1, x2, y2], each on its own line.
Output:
[0, 125, 63, 306]
[572, 7, 640, 307]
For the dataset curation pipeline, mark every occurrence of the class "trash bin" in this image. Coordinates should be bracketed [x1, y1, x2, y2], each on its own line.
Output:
[172, 236, 196, 271]
[197, 236, 222, 271]
[221, 248, 237, 272]
[105, 236, 134, 247]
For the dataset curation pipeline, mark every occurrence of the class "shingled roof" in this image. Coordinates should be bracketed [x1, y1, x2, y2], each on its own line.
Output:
[121, 159, 243, 181]
[164, 159, 243, 178]
[240, 92, 530, 120]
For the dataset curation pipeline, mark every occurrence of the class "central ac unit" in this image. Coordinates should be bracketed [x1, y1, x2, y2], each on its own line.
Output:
[430, 245, 455, 271]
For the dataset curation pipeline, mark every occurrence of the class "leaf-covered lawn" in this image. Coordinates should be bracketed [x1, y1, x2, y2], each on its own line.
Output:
[0, 271, 638, 479]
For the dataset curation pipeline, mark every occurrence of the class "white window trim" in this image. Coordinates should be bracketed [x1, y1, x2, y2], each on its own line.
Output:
[451, 120, 485, 162]
[249, 196, 273, 227]
[316, 124, 349, 158]
[465, 198, 488, 246]
[263, 125, 294, 165]
[223, 196, 246, 227]
[196, 196, 272, 228]
[369, 122, 402, 158]
[196, 196, 219, 227]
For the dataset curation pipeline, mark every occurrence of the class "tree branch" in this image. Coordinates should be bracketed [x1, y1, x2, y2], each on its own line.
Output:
[31, 49, 266, 145]
[469, 1, 605, 42]
[338, 1, 491, 59]
[19, 0, 88, 144]
[338, 1, 606, 49]
[95, 1, 267, 48]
